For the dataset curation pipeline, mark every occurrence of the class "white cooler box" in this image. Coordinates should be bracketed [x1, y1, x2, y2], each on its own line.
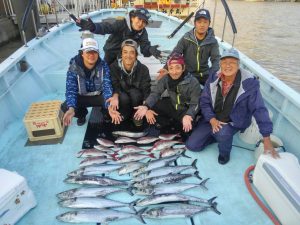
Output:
[0, 169, 37, 225]
[253, 153, 300, 225]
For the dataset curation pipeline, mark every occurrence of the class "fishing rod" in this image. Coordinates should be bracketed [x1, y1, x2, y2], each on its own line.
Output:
[54, 0, 78, 22]
[167, 1, 205, 39]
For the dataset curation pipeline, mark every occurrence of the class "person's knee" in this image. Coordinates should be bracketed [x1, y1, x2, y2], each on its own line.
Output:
[128, 89, 143, 106]
[185, 138, 205, 152]
[214, 132, 233, 143]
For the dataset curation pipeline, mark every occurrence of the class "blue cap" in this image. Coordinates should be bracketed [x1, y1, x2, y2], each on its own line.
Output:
[133, 8, 151, 23]
[194, 9, 211, 21]
[221, 48, 240, 60]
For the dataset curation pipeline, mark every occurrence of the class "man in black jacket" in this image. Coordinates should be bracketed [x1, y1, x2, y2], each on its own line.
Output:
[76, 8, 161, 65]
[108, 39, 151, 126]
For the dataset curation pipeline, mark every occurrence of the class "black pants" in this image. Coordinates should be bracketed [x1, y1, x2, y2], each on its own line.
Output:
[118, 88, 144, 120]
[61, 95, 105, 119]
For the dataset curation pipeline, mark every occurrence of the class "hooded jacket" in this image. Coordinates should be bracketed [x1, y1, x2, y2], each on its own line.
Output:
[109, 59, 151, 100]
[170, 27, 220, 84]
[145, 72, 201, 119]
[65, 55, 113, 109]
[201, 68, 273, 137]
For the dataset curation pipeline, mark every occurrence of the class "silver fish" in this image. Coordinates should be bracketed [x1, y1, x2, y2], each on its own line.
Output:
[79, 156, 115, 167]
[112, 130, 147, 138]
[133, 171, 202, 188]
[134, 179, 209, 196]
[160, 147, 190, 158]
[142, 203, 221, 219]
[58, 197, 136, 211]
[115, 136, 136, 144]
[68, 164, 123, 177]
[118, 162, 144, 175]
[134, 159, 198, 181]
[136, 136, 159, 144]
[96, 138, 116, 147]
[93, 145, 119, 153]
[56, 208, 146, 224]
[117, 145, 151, 155]
[56, 187, 133, 200]
[159, 133, 180, 140]
[135, 193, 217, 207]
[151, 140, 181, 151]
[64, 176, 127, 186]
[115, 153, 155, 163]
[132, 155, 179, 176]
[77, 149, 113, 158]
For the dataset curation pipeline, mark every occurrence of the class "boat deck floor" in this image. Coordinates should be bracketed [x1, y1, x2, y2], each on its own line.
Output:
[0, 93, 273, 225]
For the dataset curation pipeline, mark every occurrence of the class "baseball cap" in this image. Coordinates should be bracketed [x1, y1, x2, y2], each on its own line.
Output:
[194, 9, 211, 21]
[80, 38, 99, 53]
[133, 8, 151, 23]
[167, 53, 185, 66]
[220, 48, 240, 60]
[121, 39, 138, 51]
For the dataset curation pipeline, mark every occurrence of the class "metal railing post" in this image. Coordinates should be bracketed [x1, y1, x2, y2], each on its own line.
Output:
[212, 0, 218, 29]
[221, 14, 227, 42]
[52, 0, 59, 26]
[22, 30, 28, 47]
[31, 9, 38, 38]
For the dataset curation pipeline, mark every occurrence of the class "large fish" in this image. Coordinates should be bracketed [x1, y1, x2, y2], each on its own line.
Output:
[160, 147, 190, 158]
[135, 193, 217, 207]
[56, 208, 146, 224]
[151, 140, 181, 151]
[118, 162, 144, 175]
[68, 164, 123, 177]
[117, 145, 151, 155]
[56, 187, 133, 200]
[114, 153, 155, 163]
[77, 149, 113, 158]
[64, 176, 128, 186]
[93, 145, 119, 152]
[114, 137, 136, 144]
[96, 138, 116, 147]
[79, 156, 115, 167]
[134, 179, 209, 196]
[58, 197, 136, 211]
[142, 203, 221, 219]
[136, 136, 159, 144]
[132, 155, 180, 176]
[158, 133, 180, 140]
[134, 159, 198, 181]
[112, 130, 147, 138]
[132, 171, 202, 188]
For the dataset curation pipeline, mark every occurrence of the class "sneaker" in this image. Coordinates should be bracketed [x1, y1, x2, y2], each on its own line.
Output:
[218, 154, 230, 165]
[77, 117, 86, 126]
[132, 118, 143, 127]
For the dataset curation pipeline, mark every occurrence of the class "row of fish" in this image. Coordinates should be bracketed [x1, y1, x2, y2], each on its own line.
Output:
[56, 131, 220, 223]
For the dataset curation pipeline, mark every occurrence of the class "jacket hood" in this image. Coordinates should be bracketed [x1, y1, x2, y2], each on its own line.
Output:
[185, 27, 217, 46]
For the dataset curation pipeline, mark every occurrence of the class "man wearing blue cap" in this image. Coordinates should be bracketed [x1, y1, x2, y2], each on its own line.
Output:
[185, 48, 279, 164]
[157, 8, 220, 85]
[76, 8, 161, 65]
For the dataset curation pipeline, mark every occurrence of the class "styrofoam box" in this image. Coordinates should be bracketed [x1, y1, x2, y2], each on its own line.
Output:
[0, 169, 37, 225]
[253, 153, 300, 225]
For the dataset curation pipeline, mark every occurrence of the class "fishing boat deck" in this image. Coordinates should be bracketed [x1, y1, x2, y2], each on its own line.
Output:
[1, 8, 299, 225]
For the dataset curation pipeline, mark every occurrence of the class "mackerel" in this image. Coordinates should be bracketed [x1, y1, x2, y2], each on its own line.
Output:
[96, 138, 116, 147]
[118, 162, 144, 175]
[159, 133, 180, 140]
[57, 187, 133, 200]
[134, 179, 209, 196]
[68, 164, 123, 177]
[132, 155, 179, 176]
[112, 130, 147, 138]
[142, 203, 221, 219]
[151, 140, 181, 151]
[114, 136, 136, 144]
[77, 149, 113, 158]
[79, 156, 115, 167]
[56, 208, 146, 224]
[133, 171, 202, 188]
[64, 176, 128, 186]
[135, 193, 217, 207]
[136, 136, 159, 144]
[134, 159, 198, 181]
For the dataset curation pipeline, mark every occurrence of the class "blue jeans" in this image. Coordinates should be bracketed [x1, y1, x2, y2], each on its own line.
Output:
[185, 119, 239, 156]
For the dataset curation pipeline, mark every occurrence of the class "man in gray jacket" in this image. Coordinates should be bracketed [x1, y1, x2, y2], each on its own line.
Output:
[157, 9, 220, 85]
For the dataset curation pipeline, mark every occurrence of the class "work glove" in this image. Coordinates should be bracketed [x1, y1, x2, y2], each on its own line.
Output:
[76, 18, 96, 32]
[149, 45, 161, 59]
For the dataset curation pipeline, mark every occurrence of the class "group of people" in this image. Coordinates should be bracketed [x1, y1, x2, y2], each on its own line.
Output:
[61, 8, 279, 164]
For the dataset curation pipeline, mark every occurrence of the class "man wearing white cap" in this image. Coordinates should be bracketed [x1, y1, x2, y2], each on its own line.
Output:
[186, 48, 279, 164]
[61, 38, 121, 126]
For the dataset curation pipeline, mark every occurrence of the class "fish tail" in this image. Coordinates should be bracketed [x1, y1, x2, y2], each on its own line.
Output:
[194, 171, 202, 180]
[211, 202, 221, 215]
[149, 153, 155, 158]
[191, 159, 198, 169]
[127, 186, 134, 196]
[182, 150, 191, 158]
[129, 200, 138, 213]
[208, 196, 217, 205]
[136, 207, 147, 224]
[199, 177, 210, 190]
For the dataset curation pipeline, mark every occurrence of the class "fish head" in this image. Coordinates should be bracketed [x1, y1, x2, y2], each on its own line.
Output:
[64, 177, 76, 184]
[58, 198, 76, 207]
[67, 168, 84, 177]
[56, 211, 78, 222]
[56, 188, 76, 200]
[134, 187, 153, 195]
[143, 208, 162, 218]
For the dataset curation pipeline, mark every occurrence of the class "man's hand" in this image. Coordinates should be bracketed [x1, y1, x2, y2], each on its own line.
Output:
[106, 94, 119, 111]
[134, 105, 148, 120]
[76, 18, 96, 32]
[209, 118, 227, 133]
[108, 108, 122, 125]
[146, 110, 158, 124]
[63, 107, 75, 126]
[156, 68, 168, 80]
[149, 45, 161, 59]
[182, 115, 193, 132]
[263, 136, 280, 159]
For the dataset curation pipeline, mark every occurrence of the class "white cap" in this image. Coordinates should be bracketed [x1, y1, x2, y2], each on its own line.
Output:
[80, 38, 99, 53]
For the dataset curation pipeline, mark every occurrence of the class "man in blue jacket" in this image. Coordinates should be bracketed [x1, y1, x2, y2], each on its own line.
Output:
[75, 8, 161, 65]
[61, 38, 121, 126]
[185, 48, 279, 164]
